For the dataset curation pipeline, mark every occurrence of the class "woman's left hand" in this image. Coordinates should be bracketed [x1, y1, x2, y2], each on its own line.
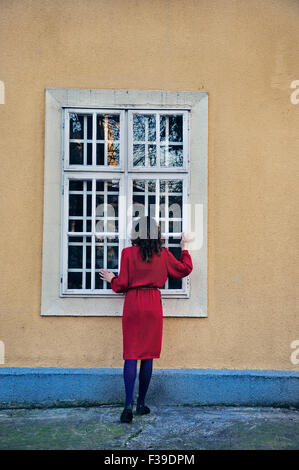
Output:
[98, 269, 116, 283]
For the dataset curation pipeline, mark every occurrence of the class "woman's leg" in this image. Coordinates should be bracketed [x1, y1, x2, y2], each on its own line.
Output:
[137, 358, 153, 407]
[123, 359, 137, 406]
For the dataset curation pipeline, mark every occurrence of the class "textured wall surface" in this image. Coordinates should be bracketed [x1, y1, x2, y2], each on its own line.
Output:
[0, 0, 298, 370]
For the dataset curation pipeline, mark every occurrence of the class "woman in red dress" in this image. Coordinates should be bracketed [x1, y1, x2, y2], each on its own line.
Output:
[99, 216, 193, 423]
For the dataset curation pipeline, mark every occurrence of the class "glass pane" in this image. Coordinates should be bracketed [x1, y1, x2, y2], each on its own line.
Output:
[133, 194, 145, 217]
[68, 272, 82, 289]
[160, 145, 166, 167]
[168, 246, 183, 289]
[95, 246, 104, 268]
[107, 143, 119, 166]
[168, 145, 183, 167]
[107, 180, 119, 192]
[70, 142, 83, 165]
[160, 145, 183, 167]
[107, 219, 118, 232]
[107, 114, 120, 141]
[95, 195, 104, 215]
[69, 194, 83, 216]
[87, 195, 92, 217]
[108, 195, 118, 217]
[97, 115, 105, 140]
[168, 236, 181, 245]
[95, 275, 103, 289]
[86, 272, 91, 289]
[69, 180, 83, 191]
[133, 144, 145, 166]
[148, 180, 156, 192]
[68, 245, 83, 269]
[133, 180, 145, 192]
[169, 195, 182, 219]
[169, 115, 183, 142]
[133, 114, 145, 141]
[168, 180, 183, 193]
[96, 143, 104, 165]
[87, 115, 93, 139]
[148, 115, 156, 141]
[107, 246, 118, 269]
[86, 245, 91, 269]
[148, 145, 156, 166]
[87, 143, 92, 165]
[68, 220, 83, 232]
[97, 114, 120, 141]
[169, 277, 182, 289]
[160, 115, 166, 142]
[96, 181, 104, 191]
[70, 114, 84, 139]
[169, 220, 182, 233]
[159, 196, 165, 217]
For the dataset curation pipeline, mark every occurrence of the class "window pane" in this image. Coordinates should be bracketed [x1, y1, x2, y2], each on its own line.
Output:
[68, 272, 82, 289]
[70, 114, 84, 139]
[168, 246, 183, 289]
[96, 143, 104, 165]
[133, 144, 145, 166]
[68, 179, 93, 233]
[97, 114, 120, 141]
[107, 142, 119, 166]
[168, 145, 183, 167]
[160, 115, 166, 142]
[148, 145, 157, 166]
[95, 180, 120, 235]
[148, 115, 156, 141]
[70, 142, 83, 165]
[95, 275, 103, 289]
[133, 114, 145, 141]
[95, 246, 104, 268]
[69, 194, 83, 216]
[107, 246, 118, 269]
[68, 245, 83, 269]
[169, 115, 183, 142]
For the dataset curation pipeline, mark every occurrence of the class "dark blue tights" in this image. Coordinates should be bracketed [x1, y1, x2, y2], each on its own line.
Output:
[123, 359, 153, 406]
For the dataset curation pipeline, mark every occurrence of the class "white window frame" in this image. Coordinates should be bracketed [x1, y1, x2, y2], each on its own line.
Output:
[41, 89, 208, 317]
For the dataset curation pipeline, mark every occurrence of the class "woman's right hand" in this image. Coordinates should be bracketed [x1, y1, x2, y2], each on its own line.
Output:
[180, 232, 192, 250]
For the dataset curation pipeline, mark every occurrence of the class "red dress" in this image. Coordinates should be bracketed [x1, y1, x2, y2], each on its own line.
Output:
[111, 246, 193, 360]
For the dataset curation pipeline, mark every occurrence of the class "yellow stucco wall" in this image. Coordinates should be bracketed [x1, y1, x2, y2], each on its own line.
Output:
[0, 0, 298, 370]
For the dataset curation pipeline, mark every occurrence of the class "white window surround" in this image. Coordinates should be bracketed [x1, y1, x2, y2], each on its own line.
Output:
[41, 89, 208, 317]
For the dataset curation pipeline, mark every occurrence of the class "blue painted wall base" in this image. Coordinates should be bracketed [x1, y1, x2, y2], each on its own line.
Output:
[0, 368, 298, 407]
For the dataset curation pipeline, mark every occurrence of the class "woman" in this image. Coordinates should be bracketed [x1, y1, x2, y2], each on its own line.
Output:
[99, 216, 193, 423]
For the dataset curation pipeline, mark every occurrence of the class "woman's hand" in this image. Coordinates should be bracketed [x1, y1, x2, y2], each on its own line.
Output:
[180, 232, 192, 250]
[98, 269, 116, 283]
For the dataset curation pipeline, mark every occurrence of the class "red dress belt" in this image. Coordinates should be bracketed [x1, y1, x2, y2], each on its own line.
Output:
[127, 286, 159, 290]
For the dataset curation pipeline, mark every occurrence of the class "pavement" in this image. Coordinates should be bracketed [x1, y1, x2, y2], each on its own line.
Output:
[0, 404, 298, 450]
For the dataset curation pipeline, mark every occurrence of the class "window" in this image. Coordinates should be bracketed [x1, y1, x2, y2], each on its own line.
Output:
[41, 89, 208, 317]
[62, 108, 190, 296]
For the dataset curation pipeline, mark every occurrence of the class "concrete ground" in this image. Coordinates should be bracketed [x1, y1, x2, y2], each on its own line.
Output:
[0, 405, 298, 450]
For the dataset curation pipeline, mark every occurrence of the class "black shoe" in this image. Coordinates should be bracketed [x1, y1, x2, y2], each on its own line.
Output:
[136, 404, 150, 415]
[120, 406, 133, 423]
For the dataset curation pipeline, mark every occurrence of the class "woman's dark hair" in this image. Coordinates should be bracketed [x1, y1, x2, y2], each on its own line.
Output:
[131, 216, 163, 262]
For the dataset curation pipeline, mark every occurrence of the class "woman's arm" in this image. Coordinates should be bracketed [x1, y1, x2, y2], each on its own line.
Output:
[165, 247, 193, 279]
